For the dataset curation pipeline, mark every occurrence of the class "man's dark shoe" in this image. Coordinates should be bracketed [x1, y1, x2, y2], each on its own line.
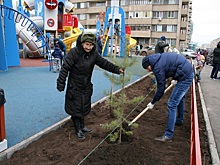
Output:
[175, 122, 183, 126]
[75, 130, 85, 140]
[155, 135, 172, 142]
[82, 127, 92, 133]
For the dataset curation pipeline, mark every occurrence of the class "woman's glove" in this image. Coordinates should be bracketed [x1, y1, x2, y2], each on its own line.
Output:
[57, 83, 65, 92]
[57, 86, 64, 92]
[147, 102, 154, 109]
[171, 80, 177, 85]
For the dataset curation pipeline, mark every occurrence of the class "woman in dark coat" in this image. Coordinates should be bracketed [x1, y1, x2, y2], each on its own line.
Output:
[210, 42, 220, 79]
[57, 33, 124, 140]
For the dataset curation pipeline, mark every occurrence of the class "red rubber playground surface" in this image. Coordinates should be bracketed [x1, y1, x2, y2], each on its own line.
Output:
[19, 58, 49, 67]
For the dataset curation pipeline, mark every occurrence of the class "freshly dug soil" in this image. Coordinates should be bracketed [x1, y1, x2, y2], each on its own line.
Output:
[1, 76, 211, 165]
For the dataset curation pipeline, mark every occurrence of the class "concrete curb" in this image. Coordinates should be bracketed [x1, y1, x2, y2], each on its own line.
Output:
[198, 82, 220, 164]
[0, 73, 150, 161]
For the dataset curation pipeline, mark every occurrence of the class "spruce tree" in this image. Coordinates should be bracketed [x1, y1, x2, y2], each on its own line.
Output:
[101, 38, 143, 143]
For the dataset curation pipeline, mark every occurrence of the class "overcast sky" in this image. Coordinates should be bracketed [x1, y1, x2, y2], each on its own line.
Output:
[191, 0, 220, 45]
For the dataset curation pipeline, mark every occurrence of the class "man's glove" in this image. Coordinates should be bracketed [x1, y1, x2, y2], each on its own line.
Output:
[171, 80, 177, 85]
[147, 102, 154, 109]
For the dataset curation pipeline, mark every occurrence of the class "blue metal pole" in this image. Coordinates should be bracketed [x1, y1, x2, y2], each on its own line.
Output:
[3, 0, 20, 67]
[0, 6, 7, 71]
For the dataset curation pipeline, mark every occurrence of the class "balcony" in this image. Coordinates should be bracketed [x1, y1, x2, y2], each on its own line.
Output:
[126, 18, 152, 25]
[180, 33, 186, 41]
[151, 32, 176, 39]
[153, 4, 178, 11]
[74, 6, 106, 14]
[151, 18, 178, 25]
[131, 30, 151, 38]
[182, 0, 189, 2]
[180, 21, 187, 28]
[181, 8, 188, 15]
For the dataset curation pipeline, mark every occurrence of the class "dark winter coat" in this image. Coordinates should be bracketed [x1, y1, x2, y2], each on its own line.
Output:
[54, 38, 66, 52]
[52, 47, 63, 59]
[155, 39, 169, 54]
[57, 35, 121, 117]
[213, 44, 220, 64]
[148, 53, 193, 104]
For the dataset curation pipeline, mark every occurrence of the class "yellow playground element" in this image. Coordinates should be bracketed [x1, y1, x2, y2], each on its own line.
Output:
[101, 37, 136, 56]
[63, 27, 82, 52]
[129, 37, 137, 50]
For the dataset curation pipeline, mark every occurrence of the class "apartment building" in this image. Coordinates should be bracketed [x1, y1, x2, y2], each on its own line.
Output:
[70, 0, 192, 50]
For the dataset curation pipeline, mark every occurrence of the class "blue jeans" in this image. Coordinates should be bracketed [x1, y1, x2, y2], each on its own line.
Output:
[164, 72, 194, 139]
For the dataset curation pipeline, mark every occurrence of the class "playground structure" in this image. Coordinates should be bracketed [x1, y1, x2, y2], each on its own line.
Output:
[21, 0, 82, 57]
[62, 14, 82, 52]
[101, 1, 136, 57]
[0, 0, 137, 71]
[0, 0, 82, 71]
[0, 0, 53, 71]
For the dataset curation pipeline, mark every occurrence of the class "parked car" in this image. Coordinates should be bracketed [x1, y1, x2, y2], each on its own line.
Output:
[181, 49, 197, 58]
[139, 46, 155, 56]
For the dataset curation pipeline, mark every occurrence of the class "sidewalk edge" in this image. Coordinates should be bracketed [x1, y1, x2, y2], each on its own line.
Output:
[198, 83, 220, 164]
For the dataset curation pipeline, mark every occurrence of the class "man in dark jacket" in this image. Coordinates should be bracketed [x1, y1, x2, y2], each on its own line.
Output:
[57, 32, 124, 140]
[142, 52, 194, 142]
[210, 42, 220, 79]
[155, 36, 169, 54]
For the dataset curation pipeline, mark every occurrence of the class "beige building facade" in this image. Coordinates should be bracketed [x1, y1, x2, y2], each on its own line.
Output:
[70, 0, 192, 50]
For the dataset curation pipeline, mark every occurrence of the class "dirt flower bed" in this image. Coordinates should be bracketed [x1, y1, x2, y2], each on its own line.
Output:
[1, 76, 211, 165]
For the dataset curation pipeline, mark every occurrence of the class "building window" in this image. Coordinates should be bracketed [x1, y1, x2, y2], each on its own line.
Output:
[144, 11, 151, 18]
[79, 14, 86, 20]
[157, 25, 162, 31]
[154, 11, 178, 19]
[167, 25, 177, 32]
[106, 1, 111, 6]
[80, 3, 88, 8]
[153, 0, 179, 4]
[121, 0, 129, 6]
[151, 38, 158, 45]
[168, 11, 174, 18]
[167, 39, 176, 46]
[153, 11, 163, 18]
[89, 14, 97, 19]
[129, 0, 152, 5]
[152, 25, 177, 32]
[129, 11, 151, 18]
[74, 3, 80, 9]
[125, 12, 129, 19]
[130, 25, 151, 31]
[96, 2, 105, 7]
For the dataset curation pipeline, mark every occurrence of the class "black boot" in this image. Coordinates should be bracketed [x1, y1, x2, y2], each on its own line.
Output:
[72, 117, 85, 140]
[80, 118, 92, 133]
